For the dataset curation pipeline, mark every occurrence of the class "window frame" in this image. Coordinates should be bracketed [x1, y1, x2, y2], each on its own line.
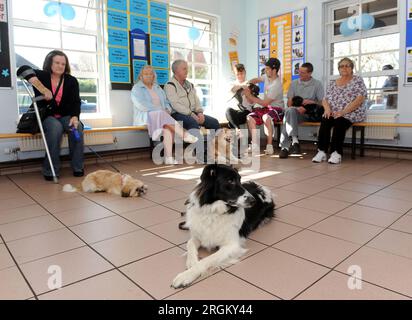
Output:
[168, 5, 219, 114]
[12, 0, 107, 117]
[323, 0, 400, 111]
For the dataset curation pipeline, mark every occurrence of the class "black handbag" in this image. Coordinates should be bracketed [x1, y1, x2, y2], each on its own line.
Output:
[16, 77, 63, 134]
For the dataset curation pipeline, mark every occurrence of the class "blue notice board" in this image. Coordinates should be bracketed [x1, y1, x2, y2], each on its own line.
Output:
[150, 36, 168, 52]
[108, 29, 128, 47]
[133, 60, 148, 81]
[150, 19, 168, 36]
[130, 0, 148, 16]
[109, 47, 129, 65]
[130, 15, 149, 33]
[110, 65, 130, 83]
[150, 2, 167, 20]
[108, 10, 128, 29]
[155, 69, 169, 85]
[152, 52, 169, 69]
[107, 0, 127, 11]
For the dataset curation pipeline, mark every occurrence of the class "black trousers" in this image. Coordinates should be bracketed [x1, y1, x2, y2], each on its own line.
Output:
[226, 107, 250, 129]
[317, 116, 353, 155]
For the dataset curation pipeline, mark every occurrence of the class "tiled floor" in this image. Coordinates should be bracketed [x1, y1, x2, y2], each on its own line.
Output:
[1, 153, 412, 300]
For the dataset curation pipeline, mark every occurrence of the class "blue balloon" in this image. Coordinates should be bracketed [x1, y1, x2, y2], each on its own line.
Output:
[340, 20, 356, 37]
[43, 1, 59, 17]
[188, 27, 201, 41]
[43, 1, 75, 20]
[359, 13, 375, 30]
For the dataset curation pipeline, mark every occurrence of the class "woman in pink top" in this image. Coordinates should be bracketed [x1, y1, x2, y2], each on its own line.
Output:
[19, 50, 83, 180]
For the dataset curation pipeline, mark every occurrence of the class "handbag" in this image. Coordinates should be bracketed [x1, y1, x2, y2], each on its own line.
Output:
[16, 76, 63, 134]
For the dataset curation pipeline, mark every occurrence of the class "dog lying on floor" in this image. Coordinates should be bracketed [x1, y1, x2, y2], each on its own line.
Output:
[63, 170, 147, 197]
[211, 127, 240, 164]
[172, 164, 275, 288]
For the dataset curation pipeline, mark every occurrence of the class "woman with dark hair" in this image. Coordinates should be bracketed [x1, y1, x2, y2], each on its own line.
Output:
[18, 50, 84, 180]
[312, 57, 367, 164]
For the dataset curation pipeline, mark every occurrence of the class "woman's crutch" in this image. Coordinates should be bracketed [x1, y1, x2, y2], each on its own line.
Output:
[20, 78, 59, 183]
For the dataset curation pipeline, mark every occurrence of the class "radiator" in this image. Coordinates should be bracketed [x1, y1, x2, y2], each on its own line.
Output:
[347, 111, 398, 140]
[18, 118, 114, 152]
[18, 132, 114, 151]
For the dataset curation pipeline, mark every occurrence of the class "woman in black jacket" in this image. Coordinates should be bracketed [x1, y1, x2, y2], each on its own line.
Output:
[20, 50, 84, 180]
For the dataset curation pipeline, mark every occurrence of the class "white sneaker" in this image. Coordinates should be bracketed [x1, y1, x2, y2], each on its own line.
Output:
[312, 150, 327, 163]
[328, 151, 342, 164]
[265, 144, 274, 155]
[165, 157, 178, 165]
[248, 144, 260, 154]
[183, 133, 198, 144]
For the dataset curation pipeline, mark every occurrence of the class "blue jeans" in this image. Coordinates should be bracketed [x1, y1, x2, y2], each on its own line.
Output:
[42, 116, 84, 176]
[171, 112, 220, 131]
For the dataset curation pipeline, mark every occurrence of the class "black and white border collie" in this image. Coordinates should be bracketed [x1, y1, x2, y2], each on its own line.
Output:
[172, 164, 275, 288]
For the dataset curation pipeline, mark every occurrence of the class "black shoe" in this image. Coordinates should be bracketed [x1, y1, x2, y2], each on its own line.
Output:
[290, 143, 301, 154]
[73, 170, 84, 177]
[43, 175, 59, 181]
[279, 148, 289, 159]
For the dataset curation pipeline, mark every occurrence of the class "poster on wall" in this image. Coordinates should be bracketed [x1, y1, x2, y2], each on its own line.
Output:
[258, 8, 306, 94]
[107, 0, 170, 89]
[405, 0, 412, 84]
[0, 0, 11, 88]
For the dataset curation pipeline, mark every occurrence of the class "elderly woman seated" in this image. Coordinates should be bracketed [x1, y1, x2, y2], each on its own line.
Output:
[131, 65, 197, 165]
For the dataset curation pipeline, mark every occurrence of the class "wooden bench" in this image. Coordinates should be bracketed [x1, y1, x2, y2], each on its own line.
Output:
[274, 122, 412, 159]
[0, 125, 149, 140]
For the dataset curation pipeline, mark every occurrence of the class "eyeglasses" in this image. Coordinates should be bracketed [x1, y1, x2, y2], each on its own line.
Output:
[338, 64, 352, 69]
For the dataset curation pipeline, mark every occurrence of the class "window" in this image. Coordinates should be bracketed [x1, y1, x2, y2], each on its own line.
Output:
[169, 7, 218, 114]
[12, 0, 106, 115]
[324, 0, 399, 110]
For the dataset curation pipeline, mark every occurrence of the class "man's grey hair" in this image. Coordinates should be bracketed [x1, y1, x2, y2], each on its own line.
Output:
[172, 60, 187, 74]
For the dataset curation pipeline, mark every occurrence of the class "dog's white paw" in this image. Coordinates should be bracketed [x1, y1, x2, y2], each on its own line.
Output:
[171, 269, 200, 289]
[186, 256, 199, 270]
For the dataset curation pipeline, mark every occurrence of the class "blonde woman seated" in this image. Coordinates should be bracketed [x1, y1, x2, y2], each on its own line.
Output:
[131, 66, 198, 165]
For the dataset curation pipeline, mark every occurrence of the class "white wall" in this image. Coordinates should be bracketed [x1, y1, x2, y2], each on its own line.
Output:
[245, 0, 412, 148]
[0, 0, 247, 163]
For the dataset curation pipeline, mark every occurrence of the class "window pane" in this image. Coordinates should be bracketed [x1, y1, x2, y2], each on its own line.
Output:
[62, 0, 98, 8]
[333, 5, 359, 21]
[170, 47, 192, 62]
[14, 26, 60, 48]
[170, 24, 190, 45]
[332, 40, 359, 58]
[78, 78, 97, 93]
[361, 34, 399, 53]
[363, 75, 398, 110]
[12, 0, 60, 26]
[195, 83, 211, 109]
[15, 46, 52, 68]
[360, 52, 399, 72]
[62, 33, 97, 52]
[193, 20, 211, 32]
[361, 0, 397, 14]
[194, 50, 211, 64]
[196, 30, 213, 49]
[61, 7, 98, 32]
[169, 15, 192, 27]
[68, 52, 97, 74]
[194, 64, 211, 80]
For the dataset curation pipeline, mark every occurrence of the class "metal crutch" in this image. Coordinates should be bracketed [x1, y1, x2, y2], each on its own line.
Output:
[21, 80, 59, 183]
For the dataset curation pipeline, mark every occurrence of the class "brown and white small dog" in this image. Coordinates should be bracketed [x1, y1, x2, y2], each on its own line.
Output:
[211, 128, 240, 164]
[63, 170, 147, 197]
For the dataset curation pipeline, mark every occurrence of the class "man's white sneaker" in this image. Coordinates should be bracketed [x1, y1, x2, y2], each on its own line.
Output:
[328, 151, 342, 164]
[183, 133, 198, 144]
[165, 157, 178, 165]
[312, 150, 327, 163]
[265, 144, 274, 155]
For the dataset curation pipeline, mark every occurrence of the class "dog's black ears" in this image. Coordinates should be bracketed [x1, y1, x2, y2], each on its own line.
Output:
[201, 164, 218, 180]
